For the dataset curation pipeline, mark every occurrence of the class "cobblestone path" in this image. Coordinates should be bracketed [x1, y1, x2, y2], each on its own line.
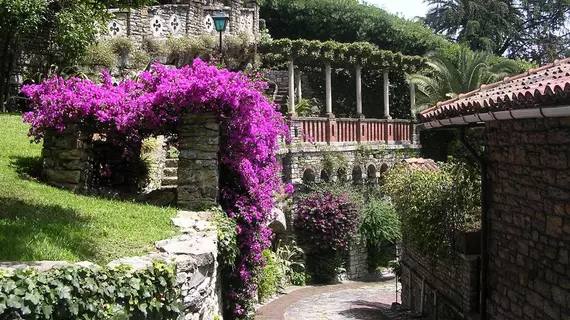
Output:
[256, 279, 424, 320]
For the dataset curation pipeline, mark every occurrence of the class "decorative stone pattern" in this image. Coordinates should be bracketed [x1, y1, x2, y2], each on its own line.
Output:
[347, 239, 369, 280]
[485, 117, 570, 320]
[104, 0, 259, 41]
[0, 210, 222, 320]
[177, 113, 220, 210]
[400, 245, 480, 319]
[41, 126, 93, 191]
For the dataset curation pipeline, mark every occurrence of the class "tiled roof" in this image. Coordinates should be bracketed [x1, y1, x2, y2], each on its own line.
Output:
[419, 58, 570, 122]
[402, 158, 440, 171]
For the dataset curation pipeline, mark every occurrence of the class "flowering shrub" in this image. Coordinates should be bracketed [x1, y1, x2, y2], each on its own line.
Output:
[293, 191, 358, 283]
[294, 191, 358, 252]
[22, 59, 292, 319]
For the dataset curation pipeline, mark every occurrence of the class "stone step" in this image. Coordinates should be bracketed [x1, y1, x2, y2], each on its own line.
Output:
[161, 176, 178, 186]
[163, 167, 177, 178]
[165, 158, 178, 168]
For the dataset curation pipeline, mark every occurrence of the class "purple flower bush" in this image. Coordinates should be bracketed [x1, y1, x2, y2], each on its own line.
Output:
[294, 191, 359, 252]
[22, 59, 292, 319]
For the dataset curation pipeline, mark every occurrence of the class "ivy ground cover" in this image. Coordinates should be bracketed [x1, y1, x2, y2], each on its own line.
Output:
[0, 114, 178, 264]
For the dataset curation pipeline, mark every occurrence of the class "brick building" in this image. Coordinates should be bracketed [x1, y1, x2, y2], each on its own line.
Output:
[417, 59, 570, 319]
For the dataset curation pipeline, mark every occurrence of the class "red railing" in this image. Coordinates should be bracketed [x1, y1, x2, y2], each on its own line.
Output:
[292, 117, 412, 144]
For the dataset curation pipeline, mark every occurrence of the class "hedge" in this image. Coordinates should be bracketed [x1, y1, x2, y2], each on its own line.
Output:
[0, 261, 181, 319]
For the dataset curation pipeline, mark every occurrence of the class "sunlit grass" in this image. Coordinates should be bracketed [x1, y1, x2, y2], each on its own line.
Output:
[0, 114, 178, 264]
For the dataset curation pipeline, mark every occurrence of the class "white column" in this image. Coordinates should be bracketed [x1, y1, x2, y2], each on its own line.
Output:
[288, 58, 295, 115]
[383, 70, 391, 119]
[325, 63, 333, 116]
[356, 66, 363, 117]
[410, 82, 416, 118]
[296, 70, 303, 102]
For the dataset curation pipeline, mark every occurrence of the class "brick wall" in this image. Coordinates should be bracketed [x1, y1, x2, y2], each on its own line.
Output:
[485, 118, 570, 320]
[400, 245, 480, 319]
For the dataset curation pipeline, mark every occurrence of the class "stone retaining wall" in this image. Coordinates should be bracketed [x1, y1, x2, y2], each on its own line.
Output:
[400, 244, 480, 319]
[0, 210, 221, 320]
[41, 127, 93, 191]
[485, 118, 570, 320]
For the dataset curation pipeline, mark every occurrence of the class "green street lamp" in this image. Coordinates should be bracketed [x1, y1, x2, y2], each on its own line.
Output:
[212, 12, 229, 55]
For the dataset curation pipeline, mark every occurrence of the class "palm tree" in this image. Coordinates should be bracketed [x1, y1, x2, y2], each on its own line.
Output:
[408, 46, 519, 115]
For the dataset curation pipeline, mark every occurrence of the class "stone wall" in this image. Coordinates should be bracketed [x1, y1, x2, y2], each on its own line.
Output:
[347, 239, 368, 280]
[177, 113, 220, 210]
[0, 210, 222, 320]
[41, 127, 93, 191]
[104, 0, 259, 42]
[400, 244, 480, 319]
[485, 118, 570, 320]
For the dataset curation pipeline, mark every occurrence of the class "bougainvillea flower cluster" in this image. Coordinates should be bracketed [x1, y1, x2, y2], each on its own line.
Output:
[293, 191, 358, 252]
[22, 59, 292, 319]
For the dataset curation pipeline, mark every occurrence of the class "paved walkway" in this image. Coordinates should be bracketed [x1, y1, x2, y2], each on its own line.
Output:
[256, 279, 423, 320]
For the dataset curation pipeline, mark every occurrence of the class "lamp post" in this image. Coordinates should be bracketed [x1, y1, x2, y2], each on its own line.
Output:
[212, 12, 229, 55]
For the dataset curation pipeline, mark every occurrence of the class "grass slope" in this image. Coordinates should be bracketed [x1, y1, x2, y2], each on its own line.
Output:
[0, 114, 178, 264]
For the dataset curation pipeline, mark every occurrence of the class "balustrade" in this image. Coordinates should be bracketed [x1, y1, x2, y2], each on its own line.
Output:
[292, 117, 412, 145]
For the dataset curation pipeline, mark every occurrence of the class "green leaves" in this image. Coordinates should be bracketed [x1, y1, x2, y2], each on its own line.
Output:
[260, 38, 427, 72]
[0, 261, 181, 319]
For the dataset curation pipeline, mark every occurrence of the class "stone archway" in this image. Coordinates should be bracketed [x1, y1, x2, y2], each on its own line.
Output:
[337, 168, 347, 183]
[352, 166, 363, 185]
[367, 164, 378, 184]
[320, 170, 330, 183]
[303, 168, 316, 184]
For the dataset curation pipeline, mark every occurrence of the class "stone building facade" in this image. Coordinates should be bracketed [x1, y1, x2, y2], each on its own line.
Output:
[104, 0, 260, 42]
[485, 118, 570, 320]
[417, 59, 570, 320]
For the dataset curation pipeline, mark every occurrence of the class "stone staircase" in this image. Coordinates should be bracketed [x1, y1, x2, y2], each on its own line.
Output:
[161, 158, 179, 189]
[273, 84, 289, 110]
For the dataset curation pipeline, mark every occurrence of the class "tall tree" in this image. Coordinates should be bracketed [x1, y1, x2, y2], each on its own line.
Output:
[424, 0, 570, 64]
[0, 0, 156, 112]
[408, 46, 519, 114]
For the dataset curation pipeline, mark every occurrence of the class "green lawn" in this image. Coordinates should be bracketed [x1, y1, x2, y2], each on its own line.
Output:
[0, 114, 178, 264]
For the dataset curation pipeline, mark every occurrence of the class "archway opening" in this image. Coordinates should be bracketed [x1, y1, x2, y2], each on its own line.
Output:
[303, 168, 316, 185]
[320, 170, 330, 183]
[367, 164, 377, 185]
[352, 166, 363, 185]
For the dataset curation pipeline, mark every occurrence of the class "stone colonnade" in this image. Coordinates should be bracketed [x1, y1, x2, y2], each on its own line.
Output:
[286, 60, 417, 119]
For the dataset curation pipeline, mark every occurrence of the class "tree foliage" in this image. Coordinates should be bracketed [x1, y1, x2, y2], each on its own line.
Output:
[425, 0, 570, 64]
[384, 161, 481, 257]
[407, 45, 522, 113]
[0, 0, 156, 111]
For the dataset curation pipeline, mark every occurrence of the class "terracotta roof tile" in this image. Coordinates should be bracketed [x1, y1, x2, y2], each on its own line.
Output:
[402, 158, 440, 171]
[419, 58, 570, 122]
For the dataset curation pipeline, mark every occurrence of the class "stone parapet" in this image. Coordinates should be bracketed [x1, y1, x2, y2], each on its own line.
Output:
[0, 210, 221, 320]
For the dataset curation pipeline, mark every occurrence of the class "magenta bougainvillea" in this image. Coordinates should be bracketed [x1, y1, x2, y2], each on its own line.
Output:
[22, 59, 292, 319]
[293, 191, 358, 252]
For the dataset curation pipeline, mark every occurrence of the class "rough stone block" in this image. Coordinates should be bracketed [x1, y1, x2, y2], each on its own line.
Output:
[45, 169, 81, 184]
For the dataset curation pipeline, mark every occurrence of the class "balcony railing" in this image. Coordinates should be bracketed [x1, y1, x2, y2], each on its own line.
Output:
[290, 117, 413, 145]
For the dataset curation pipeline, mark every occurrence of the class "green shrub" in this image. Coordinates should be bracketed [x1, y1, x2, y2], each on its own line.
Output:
[274, 240, 305, 286]
[108, 37, 134, 59]
[212, 207, 239, 271]
[384, 161, 481, 257]
[358, 198, 401, 271]
[0, 262, 181, 319]
[83, 41, 117, 68]
[257, 249, 284, 301]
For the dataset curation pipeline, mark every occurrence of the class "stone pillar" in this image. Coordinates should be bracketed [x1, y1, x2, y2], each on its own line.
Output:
[41, 126, 92, 191]
[325, 63, 333, 117]
[383, 71, 391, 119]
[296, 70, 303, 102]
[288, 58, 296, 115]
[177, 113, 220, 210]
[356, 66, 363, 117]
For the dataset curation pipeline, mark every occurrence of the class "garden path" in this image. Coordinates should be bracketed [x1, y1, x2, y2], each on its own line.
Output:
[255, 279, 425, 320]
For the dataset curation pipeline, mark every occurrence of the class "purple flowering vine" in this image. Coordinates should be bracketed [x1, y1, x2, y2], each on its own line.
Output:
[22, 59, 291, 319]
